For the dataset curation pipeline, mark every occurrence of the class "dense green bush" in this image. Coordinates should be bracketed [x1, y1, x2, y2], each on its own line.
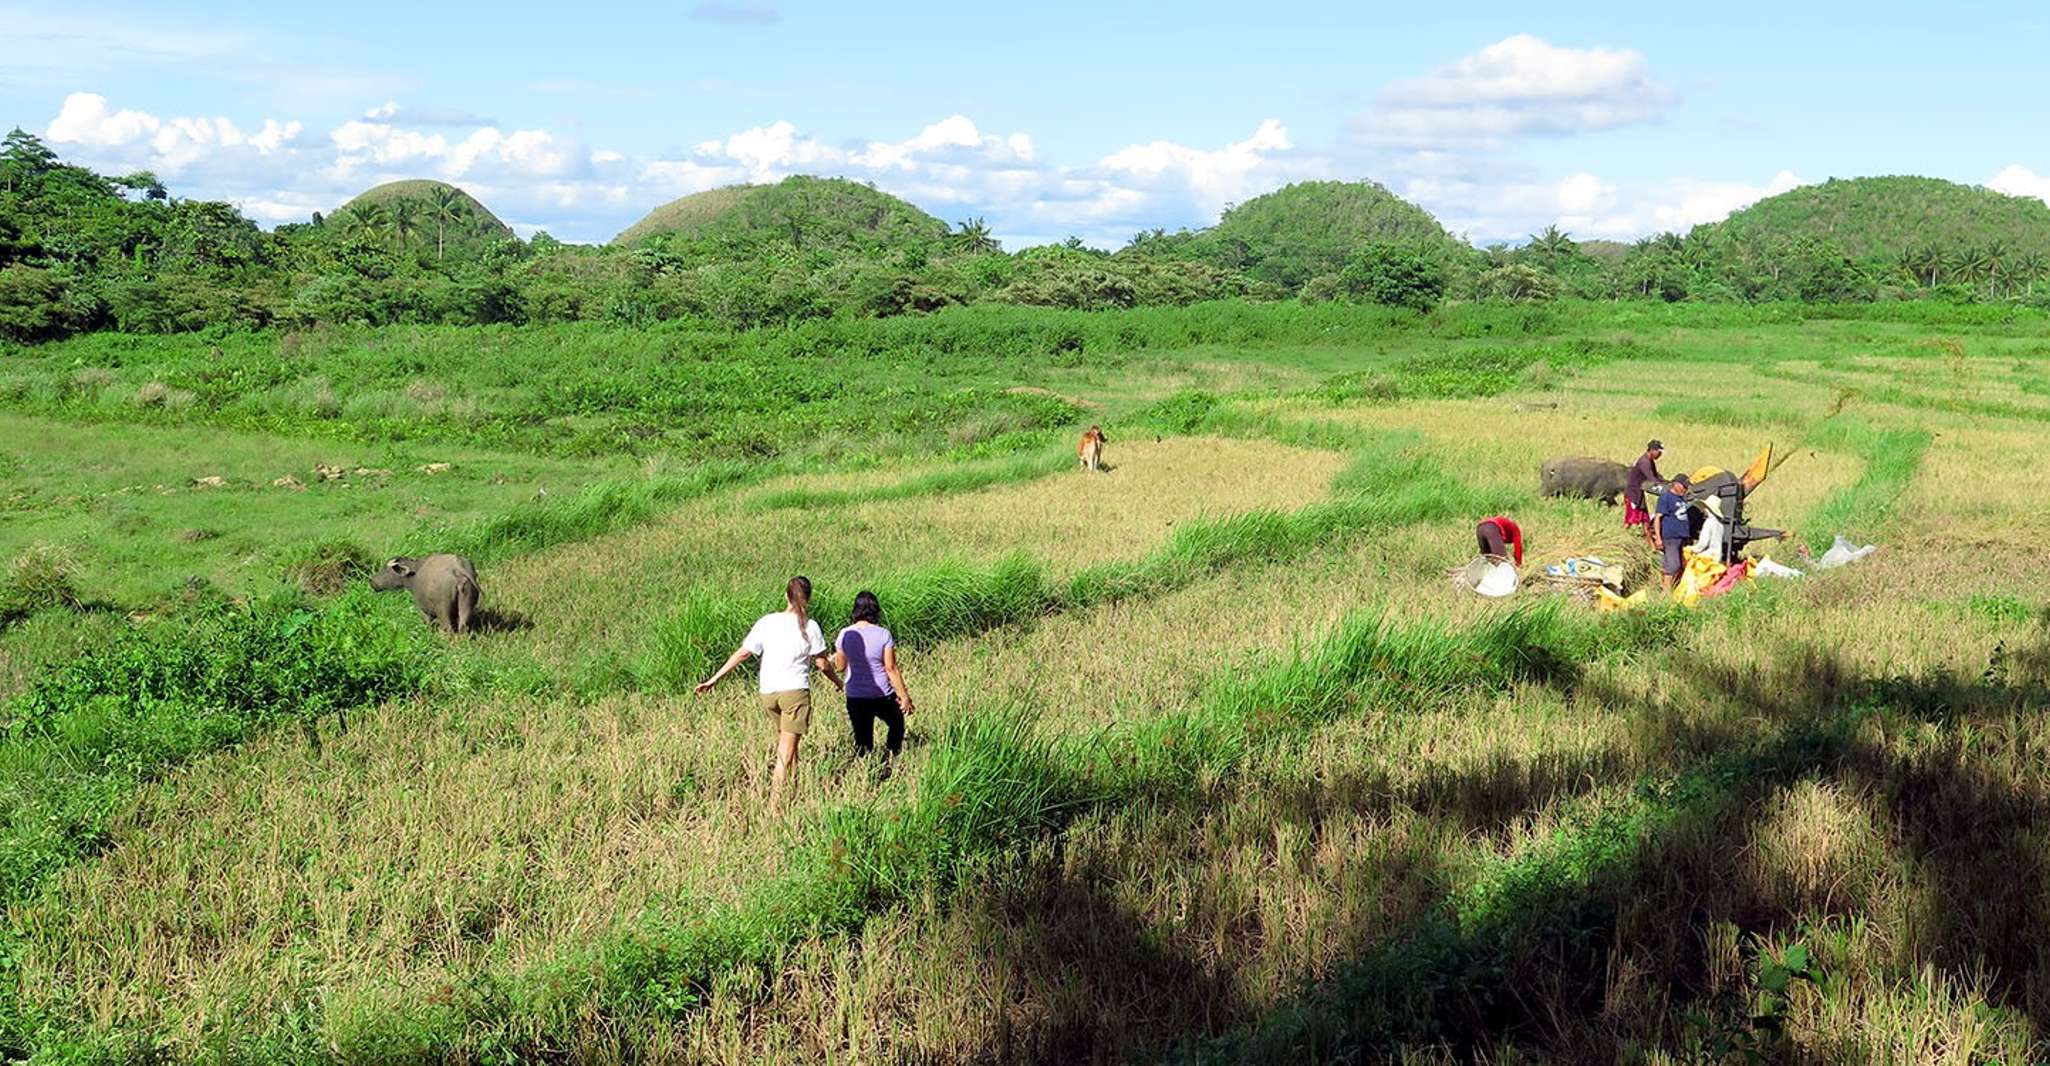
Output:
[1336, 243, 1449, 312]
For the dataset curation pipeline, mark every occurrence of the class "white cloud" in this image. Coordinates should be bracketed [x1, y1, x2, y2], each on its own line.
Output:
[1988, 164, 2050, 205]
[1360, 34, 1673, 148]
[1405, 168, 1804, 244]
[47, 92, 302, 174]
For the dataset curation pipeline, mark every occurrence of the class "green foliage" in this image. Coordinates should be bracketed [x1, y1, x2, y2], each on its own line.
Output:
[1335, 243, 1449, 312]
[0, 590, 436, 911]
[1316, 339, 1659, 403]
[340, 180, 512, 258]
[1185, 180, 1474, 292]
[1130, 388, 1224, 434]
[441, 462, 756, 559]
[1472, 263, 1562, 302]
[614, 176, 949, 256]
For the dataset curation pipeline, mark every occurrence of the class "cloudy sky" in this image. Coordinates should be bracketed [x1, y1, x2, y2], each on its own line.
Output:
[6, 0, 2048, 247]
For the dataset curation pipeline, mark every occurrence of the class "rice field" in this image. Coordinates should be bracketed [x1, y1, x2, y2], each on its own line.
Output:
[1, 304, 2046, 1063]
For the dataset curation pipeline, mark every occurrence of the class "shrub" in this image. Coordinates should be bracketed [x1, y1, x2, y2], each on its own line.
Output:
[282, 537, 378, 595]
[0, 545, 83, 624]
[1336, 243, 1449, 312]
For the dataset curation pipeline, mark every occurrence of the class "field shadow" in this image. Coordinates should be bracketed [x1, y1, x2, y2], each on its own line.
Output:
[925, 627, 2050, 1062]
[469, 605, 532, 634]
[1197, 635, 2050, 1061]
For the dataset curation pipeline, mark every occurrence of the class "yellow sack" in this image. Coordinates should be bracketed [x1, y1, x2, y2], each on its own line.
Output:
[1596, 587, 1650, 612]
[1670, 549, 1727, 608]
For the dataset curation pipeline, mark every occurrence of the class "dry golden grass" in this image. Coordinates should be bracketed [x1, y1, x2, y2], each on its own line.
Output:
[486, 436, 1345, 664]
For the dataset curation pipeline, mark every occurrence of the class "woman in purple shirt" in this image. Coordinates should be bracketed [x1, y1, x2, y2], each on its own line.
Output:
[833, 590, 915, 759]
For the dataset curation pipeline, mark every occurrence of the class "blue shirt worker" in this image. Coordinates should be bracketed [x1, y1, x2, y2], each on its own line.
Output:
[1653, 473, 1693, 592]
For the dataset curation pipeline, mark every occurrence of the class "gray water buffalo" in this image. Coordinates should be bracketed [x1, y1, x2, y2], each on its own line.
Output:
[369, 554, 480, 633]
[1539, 456, 1630, 505]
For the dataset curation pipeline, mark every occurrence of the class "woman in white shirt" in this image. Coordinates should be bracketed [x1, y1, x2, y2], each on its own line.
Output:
[696, 576, 844, 804]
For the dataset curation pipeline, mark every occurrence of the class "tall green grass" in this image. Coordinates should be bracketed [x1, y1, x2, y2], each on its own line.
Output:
[1315, 338, 1664, 404]
[1800, 417, 1933, 548]
[437, 461, 756, 560]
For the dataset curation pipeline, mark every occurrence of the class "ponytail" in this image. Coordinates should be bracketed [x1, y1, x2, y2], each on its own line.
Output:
[787, 575, 813, 643]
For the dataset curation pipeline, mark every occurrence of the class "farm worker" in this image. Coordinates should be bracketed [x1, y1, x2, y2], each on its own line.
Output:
[833, 589, 914, 765]
[696, 576, 845, 806]
[1653, 473, 1694, 592]
[1625, 439, 1666, 537]
[1475, 515, 1524, 567]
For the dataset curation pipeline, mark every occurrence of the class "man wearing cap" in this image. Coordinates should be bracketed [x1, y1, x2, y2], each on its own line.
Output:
[1625, 439, 1666, 539]
[1652, 472, 1693, 591]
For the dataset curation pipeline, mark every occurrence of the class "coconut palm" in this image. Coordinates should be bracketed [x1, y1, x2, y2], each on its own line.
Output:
[425, 185, 469, 260]
[388, 199, 421, 252]
[340, 202, 391, 246]
[952, 217, 1000, 254]
[1527, 224, 1575, 267]
[1979, 240, 2011, 298]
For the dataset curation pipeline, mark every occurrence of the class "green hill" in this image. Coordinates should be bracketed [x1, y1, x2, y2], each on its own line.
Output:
[1187, 180, 1472, 291]
[612, 175, 950, 253]
[338, 180, 512, 254]
[1698, 176, 2050, 261]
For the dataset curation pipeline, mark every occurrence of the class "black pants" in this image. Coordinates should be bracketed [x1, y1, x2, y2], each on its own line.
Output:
[846, 696, 904, 756]
[1476, 521, 1507, 559]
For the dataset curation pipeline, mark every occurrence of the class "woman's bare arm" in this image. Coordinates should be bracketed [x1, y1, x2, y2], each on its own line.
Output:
[816, 655, 845, 692]
[696, 648, 753, 693]
[883, 645, 912, 711]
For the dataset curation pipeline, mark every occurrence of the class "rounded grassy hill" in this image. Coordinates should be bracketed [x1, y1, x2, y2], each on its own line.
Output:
[1699, 176, 2050, 259]
[1189, 179, 1473, 290]
[611, 175, 950, 253]
[337, 180, 513, 253]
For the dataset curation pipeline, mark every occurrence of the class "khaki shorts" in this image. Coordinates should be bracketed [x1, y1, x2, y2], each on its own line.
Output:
[760, 688, 813, 736]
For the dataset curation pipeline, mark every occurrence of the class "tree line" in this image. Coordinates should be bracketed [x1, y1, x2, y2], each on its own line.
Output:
[4, 129, 2048, 344]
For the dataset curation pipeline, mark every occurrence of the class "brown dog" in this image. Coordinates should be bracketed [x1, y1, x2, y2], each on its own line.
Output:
[1077, 425, 1106, 472]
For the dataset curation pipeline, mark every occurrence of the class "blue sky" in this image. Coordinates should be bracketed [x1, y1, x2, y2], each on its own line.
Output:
[5, 0, 2047, 246]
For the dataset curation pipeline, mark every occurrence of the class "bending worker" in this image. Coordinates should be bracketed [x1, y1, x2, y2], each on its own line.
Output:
[1475, 514, 1524, 568]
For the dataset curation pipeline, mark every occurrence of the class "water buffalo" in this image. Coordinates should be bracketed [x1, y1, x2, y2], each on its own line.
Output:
[1539, 456, 1630, 505]
[369, 553, 480, 633]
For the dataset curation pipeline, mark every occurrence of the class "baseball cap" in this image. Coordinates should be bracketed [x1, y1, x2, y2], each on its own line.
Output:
[1647, 439, 1664, 450]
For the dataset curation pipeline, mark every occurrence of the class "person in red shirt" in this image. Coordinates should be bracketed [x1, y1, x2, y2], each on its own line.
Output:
[1475, 515, 1524, 567]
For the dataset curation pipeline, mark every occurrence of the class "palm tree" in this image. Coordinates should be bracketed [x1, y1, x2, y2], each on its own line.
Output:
[1900, 245, 1945, 288]
[952, 217, 1000, 254]
[388, 199, 420, 252]
[2014, 251, 2048, 296]
[1979, 240, 2011, 298]
[1527, 224, 1574, 267]
[340, 202, 391, 246]
[425, 185, 469, 260]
